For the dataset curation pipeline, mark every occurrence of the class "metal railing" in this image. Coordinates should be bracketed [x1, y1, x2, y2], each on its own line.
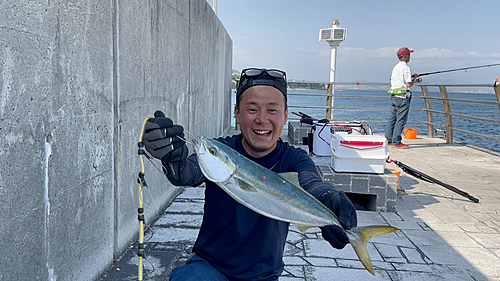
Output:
[419, 84, 500, 143]
[285, 82, 500, 148]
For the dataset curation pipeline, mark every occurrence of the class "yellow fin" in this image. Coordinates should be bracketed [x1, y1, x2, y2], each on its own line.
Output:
[277, 172, 301, 188]
[297, 225, 313, 232]
[346, 225, 399, 275]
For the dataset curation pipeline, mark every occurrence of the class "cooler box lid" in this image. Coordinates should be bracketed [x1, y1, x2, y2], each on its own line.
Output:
[331, 134, 389, 159]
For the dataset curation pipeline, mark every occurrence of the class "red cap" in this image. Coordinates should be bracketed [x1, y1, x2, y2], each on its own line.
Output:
[397, 47, 414, 58]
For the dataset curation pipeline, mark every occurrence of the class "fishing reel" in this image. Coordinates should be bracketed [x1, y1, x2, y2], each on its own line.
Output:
[411, 74, 422, 83]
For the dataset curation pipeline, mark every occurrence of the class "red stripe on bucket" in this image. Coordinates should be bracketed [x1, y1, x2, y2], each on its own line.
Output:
[340, 141, 384, 150]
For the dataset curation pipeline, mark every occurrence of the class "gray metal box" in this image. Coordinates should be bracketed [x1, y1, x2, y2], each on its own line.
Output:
[288, 121, 313, 145]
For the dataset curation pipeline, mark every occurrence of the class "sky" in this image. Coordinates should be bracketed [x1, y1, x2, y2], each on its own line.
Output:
[211, 0, 500, 85]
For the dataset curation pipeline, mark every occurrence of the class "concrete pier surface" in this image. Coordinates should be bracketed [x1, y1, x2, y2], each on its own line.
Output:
[101, 132, 500, 281]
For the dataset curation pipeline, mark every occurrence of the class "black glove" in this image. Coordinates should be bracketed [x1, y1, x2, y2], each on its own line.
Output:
[320, 191, 357, 249]
[143, 110, 188, 163]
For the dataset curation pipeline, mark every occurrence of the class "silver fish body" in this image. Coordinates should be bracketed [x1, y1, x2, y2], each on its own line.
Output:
[195, 136, 337, 228]
[194, 136, 398, 275]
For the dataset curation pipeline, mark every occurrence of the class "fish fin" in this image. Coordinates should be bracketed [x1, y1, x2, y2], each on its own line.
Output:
[277, 172, 301, 188]
[220, 177, 258, 193]
[297, 225, 313, 232]
[347, 226, 399, 275]
[234, 178, 258, 192]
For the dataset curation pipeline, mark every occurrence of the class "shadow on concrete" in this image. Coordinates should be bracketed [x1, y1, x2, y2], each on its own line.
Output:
[386, 169, 491, 280]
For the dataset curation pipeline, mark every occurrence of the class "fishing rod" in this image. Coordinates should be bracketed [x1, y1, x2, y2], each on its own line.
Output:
[417, 63, 500, 77]
[136, 117, 150, 281]
[387, 157, 479, 203]
[291, 112, 330, 123]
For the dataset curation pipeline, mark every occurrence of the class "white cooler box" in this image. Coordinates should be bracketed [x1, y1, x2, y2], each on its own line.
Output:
[330, 134, 389, 174]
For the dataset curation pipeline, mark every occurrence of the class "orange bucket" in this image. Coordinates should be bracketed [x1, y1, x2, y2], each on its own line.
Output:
[404, 128, 417, 140]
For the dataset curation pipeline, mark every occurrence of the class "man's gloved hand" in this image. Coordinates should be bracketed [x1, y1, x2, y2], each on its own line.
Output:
[320, 190, 357, 249]
[143, 110, 188, 163]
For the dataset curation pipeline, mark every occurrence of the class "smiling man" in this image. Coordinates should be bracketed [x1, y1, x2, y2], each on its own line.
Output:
[143, 68, 357, 281]
[235, 69, 289, 158]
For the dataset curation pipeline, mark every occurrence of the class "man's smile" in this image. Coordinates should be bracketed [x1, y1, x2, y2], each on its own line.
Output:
[253, 130, 272, 135]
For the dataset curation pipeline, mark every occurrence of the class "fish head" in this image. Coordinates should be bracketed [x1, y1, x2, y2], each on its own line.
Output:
[194, 136, 236, 183]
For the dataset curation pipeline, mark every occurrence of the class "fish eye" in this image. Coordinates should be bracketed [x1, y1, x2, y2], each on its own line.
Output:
[209, 148, 217, 155]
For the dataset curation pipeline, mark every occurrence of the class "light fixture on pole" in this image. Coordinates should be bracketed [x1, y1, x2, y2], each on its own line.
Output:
[212, 0, 218, 15]
[319, 19, 346, 120]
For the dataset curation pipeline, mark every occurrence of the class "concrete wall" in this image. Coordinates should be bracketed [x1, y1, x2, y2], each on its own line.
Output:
[0, 0, 232, 280]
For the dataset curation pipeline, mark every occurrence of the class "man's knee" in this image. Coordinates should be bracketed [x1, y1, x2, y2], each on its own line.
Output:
[169, 255, 228, 281]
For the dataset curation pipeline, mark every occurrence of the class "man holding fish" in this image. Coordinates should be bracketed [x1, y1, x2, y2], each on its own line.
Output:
[143, 68, 396, 280]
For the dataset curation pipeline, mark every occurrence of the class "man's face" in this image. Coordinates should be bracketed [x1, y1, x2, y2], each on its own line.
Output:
[234, 86, 288, 158]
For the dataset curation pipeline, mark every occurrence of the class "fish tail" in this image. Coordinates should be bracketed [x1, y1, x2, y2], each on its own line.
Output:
[346, 225, 399, 275]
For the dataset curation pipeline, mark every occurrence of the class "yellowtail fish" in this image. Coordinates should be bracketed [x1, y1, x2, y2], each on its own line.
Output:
[194, 136, 399, 275]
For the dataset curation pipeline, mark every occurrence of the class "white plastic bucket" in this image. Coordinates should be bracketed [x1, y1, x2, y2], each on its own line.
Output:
[313, 124, 333, 156]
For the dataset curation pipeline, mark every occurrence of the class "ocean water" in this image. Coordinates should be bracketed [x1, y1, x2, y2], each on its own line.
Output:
[231, 88, 500, 153]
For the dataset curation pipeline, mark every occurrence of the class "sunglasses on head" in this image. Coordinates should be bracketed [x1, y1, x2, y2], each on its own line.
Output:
[241, 68, 286, 80]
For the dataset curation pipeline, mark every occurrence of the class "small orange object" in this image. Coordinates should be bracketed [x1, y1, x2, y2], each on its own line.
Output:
[263, 176, 266, 180]
[404, 128, 417, 140]
[387, 169, 401, 189]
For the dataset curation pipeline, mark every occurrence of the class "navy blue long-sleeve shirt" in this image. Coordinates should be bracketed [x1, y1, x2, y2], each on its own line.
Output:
[163, 135, 337, 281]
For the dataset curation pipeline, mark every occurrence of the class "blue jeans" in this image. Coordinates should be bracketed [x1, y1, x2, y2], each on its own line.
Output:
[385, 95, 411, 145]
[169, 254, 228, 281]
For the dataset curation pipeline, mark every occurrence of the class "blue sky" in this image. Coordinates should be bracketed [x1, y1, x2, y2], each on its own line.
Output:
[213, 0, 500, 84]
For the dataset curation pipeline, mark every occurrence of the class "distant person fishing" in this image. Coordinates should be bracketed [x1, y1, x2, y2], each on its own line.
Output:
[385, 47, 419, 149]
[385, 49, 500, 149]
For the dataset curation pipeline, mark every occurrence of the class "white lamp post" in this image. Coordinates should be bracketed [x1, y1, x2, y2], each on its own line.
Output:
[212, 0, 218, 15]
[319, 19, 346, 120]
